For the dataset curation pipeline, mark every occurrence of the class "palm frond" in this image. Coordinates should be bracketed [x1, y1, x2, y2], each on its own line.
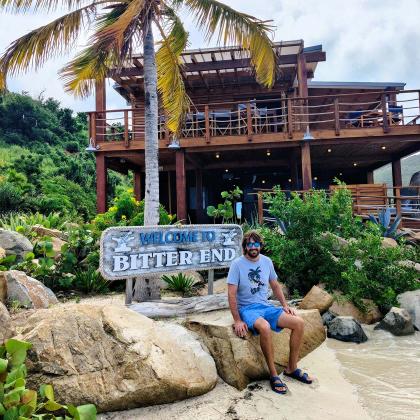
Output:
[60, 0, 147, 97]
[0, 2, 97, 90]
[155, 6, 191, 133]
[0, 0, 97, 13]
[179, 0, 277, 88]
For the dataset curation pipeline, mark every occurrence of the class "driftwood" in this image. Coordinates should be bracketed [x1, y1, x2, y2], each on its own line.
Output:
[129, 295, 301, 319]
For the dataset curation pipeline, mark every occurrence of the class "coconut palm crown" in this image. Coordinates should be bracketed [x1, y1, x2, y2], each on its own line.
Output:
[0, 0, 277, 227]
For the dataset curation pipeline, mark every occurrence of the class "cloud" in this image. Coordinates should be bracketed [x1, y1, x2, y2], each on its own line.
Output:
[0, 0, 419, 112]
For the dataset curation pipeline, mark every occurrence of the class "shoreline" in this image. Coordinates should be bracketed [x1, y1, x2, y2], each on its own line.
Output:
[99, 340, 371, 420]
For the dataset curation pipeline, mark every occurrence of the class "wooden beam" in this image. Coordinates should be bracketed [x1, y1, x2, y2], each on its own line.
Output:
[301, 142, 312, 190]
[392, 159, 402, 187]
[176, 149, 187, 222]
[95, 80, 106, 142]
[367, 170, 374, 184]
[134, 171, 142, 201]
[204, 158, 288, 170]
[96, 153, 107, 213]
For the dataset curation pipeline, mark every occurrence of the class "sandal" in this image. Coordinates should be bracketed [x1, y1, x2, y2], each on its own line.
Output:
[283, 368, 313, 384]
[270, 376, 288, 394]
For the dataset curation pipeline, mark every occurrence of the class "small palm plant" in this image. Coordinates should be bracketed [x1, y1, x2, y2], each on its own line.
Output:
[161, 273, 195, 295]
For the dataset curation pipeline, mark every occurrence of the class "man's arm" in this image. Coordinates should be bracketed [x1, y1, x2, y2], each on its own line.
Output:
[228, 284, 248, 337]
[269, 279, 297, 315]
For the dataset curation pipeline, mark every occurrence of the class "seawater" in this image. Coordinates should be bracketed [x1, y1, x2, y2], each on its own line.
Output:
[327, 325, 420, 420]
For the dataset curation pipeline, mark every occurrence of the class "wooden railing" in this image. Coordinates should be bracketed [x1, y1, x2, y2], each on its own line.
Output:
[88, 89, 420, 146]
[256, 185, 420, 231]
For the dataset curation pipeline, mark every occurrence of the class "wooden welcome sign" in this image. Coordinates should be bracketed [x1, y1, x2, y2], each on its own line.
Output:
[100, 224, 243, 281]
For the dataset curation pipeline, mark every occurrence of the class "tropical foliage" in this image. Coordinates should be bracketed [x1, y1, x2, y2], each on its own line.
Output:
[161, 273, 195, 295]
[207, 186, 243, 223]
[0, 338, 96, 419]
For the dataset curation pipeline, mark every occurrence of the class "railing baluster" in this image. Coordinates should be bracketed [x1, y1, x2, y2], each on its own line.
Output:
[287, 98, 293, 139]
[91, 113, 97, 145]
[124, 110, 129, 147]
[247, 102, 253, 141]
[381, 93, 390, 133]
[205, 105, 210, 143]
[334, 97, 340, 136]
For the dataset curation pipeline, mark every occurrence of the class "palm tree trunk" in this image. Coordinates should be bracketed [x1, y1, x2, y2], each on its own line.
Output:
[135, 19, 160, 301]
[143, 20, 160, 226]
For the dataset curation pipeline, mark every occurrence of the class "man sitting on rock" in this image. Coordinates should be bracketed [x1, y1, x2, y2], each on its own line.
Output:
[227, 230, 313, 394]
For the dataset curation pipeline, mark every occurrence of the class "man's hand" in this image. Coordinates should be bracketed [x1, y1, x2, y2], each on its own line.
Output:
[233, 320, 248, 338]
[283, 306, 297, 316]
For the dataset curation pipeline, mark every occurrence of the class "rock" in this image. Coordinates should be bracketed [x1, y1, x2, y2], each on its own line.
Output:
[0, 271, 7, 303]
[381, 237, 398, 248]
[198, 278, 228, 295]
[299, 285, 333, 313]
[51, 236, 66, 254]
[0, 228, 33, 262]
[0, 301, 14, 344]
[397, 290, 420, 330]
[321, 232, 349, 252]
[5, 270, 58, 309]
[322, 310, 336, 326]
[327, 316, 368, 343]
[159, 270, 204, 289]
[31, 225, 67, 240]
[16, 304, 217, 412]
[374, 307, 415, 336]
[330, 298, 382, 324]
[185, 309, 325, 390]
[0, 246, 6, 259]
[397, 260, 420, 273]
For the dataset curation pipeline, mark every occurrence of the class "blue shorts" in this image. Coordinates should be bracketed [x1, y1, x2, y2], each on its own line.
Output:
[239, 303, 284, 335]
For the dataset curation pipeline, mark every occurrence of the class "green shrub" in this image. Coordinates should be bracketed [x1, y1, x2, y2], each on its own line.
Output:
[0, 338, 96, 419]
[207, 186, 243, 223]
[0, 182, 22, 214]
[73, 268, 109, 294]
[161, 273, 195, 295]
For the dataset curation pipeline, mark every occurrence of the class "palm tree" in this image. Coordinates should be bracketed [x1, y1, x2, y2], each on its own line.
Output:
[0, 0, 277, 226]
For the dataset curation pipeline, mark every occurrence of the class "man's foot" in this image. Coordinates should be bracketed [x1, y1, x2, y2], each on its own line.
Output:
[283, 368, 313, 384]
[270, 376, 288, 394]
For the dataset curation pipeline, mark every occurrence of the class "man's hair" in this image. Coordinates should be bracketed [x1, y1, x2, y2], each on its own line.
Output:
[242, 230, 263, 254]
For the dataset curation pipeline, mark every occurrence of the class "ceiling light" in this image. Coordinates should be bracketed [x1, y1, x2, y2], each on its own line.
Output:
[288, 178, 292, 182]
[215, 153, 220, 158]
[353, 163, 358, 167]
[266, 150, 271, 156]
[381, 146, 386, 150]
[327, 148, 332, 153]
[339, 172, 343, 176]
[225, 169, 228, 172]
[314, 176, 318, 181]
[262, 180, 266, 184]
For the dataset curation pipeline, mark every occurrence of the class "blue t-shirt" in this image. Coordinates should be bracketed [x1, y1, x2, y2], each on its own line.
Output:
[227, 254, 277, 308]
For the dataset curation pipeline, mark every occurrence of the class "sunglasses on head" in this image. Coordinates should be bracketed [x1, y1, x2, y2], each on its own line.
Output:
[246, 242, 260, 248]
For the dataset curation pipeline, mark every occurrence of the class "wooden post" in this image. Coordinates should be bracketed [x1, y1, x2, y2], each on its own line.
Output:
[297, 53, 309, 131]
[91, 113, 97, 146]
[287, 98, 293, 139]
[334, 97, 340, 136]
[301, 142, 312, 191]
[208, 269, 214, 295]
[392, 159, 402, 188]
[125, 278, 133, 305]
[257, 191, 263, 224]
[381, 93, 390, 133]
[95, 79, 106, 142]
[134, 171, 142, 201]
[176, 149, 187, 222]
[195, 169, 204, 223]
[124, 110, 129, 147]
[205, 105, 210, 143]
[367, 170, 374, 184]
[96, 153, 107, 213]
[246, 102, 253, 141]
[395, 187, 402, 224]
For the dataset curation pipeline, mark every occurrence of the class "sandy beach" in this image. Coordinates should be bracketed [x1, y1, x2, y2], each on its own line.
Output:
[99, 340, 371, 420]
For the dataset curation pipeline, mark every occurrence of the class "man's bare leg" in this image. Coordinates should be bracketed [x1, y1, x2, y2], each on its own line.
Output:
[277, 312, 313, 380]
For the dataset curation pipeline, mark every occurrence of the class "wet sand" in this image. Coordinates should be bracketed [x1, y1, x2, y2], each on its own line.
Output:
[99, 341, 371, 420]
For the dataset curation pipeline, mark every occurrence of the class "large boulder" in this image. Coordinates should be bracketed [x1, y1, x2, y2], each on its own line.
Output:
[330, 298, 382, 324]
[381, 237, 398, 249]
[374, 307, 415, 336]
[322, 310, 336, 326]
[0, 302, 14, 344]
[0, 228, 33, 262]
[31, 225, 67, 240]
[327, 316, 368, 343]
[397, 290, 420, 330]
[5, 270, 58, 309]
[0, 246, 6, 259]
[15, 305, 217, 412]
[299, 285, 333, 313]
[184, 309, 325, 390]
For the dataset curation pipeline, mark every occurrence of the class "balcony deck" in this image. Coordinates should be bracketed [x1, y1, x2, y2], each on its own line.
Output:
[89, 89, 420, 153]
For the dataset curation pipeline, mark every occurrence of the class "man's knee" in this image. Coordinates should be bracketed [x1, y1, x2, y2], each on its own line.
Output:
[254, 318, 271, 335]
[294, 316, 305, 332]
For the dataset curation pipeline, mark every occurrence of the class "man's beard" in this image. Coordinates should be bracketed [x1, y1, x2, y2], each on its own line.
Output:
[246, 248, 260, 258]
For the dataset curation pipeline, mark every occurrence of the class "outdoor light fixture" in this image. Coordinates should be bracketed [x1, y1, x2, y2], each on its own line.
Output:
[266, 149, 271, 156]
[225, 169, 229, 172]
[381, 146, 387, 150]
[168, 136, 181, 149]
[302, 126, 314, 141]
[339, 172, 343, 176]
[353, 163, 358, 167]
[215, 153, 220, 158]
[327, 148, 332, 153]
[314, 176, 318, 181]
[262, 180, 266, 184]
[85, 138, 100, 152]
[288, 178, 292, 182]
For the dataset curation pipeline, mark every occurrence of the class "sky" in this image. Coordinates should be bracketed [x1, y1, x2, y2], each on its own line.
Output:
[0, 0, 419, 112]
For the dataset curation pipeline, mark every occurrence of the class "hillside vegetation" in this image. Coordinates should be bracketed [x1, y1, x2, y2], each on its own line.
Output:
[0, 91, 125, 220]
